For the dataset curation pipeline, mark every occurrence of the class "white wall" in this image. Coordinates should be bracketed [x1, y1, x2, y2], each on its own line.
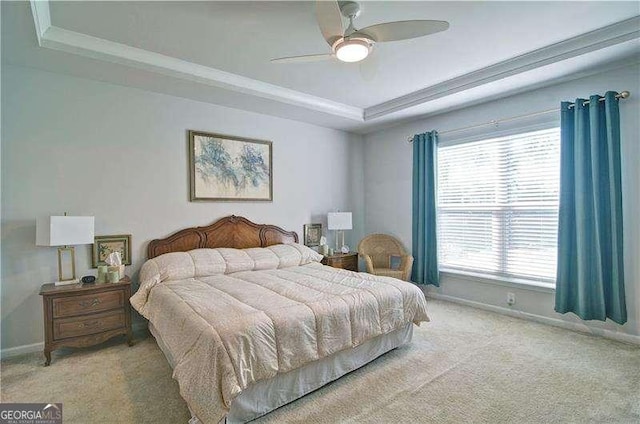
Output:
[363, 63, 640, 339]
[0, 65, 365, 351]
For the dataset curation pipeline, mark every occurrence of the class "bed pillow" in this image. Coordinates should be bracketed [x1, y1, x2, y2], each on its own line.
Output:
[268, 243, 323, 268]
[132, 243, 323, 312]
[140, 243, 322, 284]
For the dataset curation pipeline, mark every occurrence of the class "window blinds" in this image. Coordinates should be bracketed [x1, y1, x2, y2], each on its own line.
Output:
[437, 127, 560, 282]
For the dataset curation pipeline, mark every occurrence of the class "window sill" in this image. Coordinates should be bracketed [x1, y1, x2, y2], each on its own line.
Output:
[439, 268, 556, 293]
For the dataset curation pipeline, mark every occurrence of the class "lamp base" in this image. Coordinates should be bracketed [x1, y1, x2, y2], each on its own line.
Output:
[54, 279, 80, 287]
[57, 246, 77, 282]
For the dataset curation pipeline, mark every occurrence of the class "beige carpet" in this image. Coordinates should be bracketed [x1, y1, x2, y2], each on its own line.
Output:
[2, 299, 639, 423]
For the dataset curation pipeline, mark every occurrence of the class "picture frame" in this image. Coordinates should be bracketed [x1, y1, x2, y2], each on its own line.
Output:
[92, 235, 132, 268]
[303, 223, 323, 247]
[189, 130, 273, 202]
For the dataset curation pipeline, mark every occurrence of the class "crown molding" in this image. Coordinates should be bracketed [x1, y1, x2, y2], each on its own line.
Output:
[364, 56, 640, 135]
[28, 1, 639, 127]
[29, 0, 51, 45]
[29, 0, 363, 122]
[364, 16, 640, 121]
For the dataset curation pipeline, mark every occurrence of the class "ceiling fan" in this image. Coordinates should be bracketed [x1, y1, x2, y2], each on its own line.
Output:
[271, 1, 449, 64]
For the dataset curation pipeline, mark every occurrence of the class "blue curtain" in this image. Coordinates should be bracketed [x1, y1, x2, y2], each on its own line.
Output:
[555, 91, 626, 324]
[412, 131, 439, 286]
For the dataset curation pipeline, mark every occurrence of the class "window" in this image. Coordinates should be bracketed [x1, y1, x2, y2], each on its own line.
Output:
[437, 127, 560, 283]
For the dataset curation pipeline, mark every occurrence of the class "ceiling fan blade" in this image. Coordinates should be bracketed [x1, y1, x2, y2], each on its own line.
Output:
[355, 20, 449, 43]
[316, 0, 343, 46]
[271, 53, 334, 64]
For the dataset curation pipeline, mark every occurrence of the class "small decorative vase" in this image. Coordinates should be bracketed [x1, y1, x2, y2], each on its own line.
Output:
[97, 266, 108, 283]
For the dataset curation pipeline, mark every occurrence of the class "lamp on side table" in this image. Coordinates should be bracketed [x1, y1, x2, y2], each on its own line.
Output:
[36, 214, 95, 286]
[327, 212, 352, 253]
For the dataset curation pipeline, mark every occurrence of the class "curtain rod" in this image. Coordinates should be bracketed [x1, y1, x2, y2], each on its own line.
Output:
[407, 90, 630, 143]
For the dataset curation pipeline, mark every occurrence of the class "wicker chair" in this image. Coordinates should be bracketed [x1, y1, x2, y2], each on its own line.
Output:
[357, 234, 413, 281]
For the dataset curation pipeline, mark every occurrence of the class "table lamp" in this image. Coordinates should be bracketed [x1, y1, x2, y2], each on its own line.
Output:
[327, 212, 352, 253]
[36, 215, 95, 285]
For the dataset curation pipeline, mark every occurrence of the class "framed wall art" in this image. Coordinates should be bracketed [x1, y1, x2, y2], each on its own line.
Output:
[92, 234, 132, 268]
[189, 130, 273, 201]
[303, 223, 323, 247]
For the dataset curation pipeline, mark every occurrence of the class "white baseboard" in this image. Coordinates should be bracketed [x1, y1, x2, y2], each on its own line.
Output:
[2, 300, 636, 358]
[1, 322, 149, 360]
[1, 342, 44, 359]
[427, 292, 640, 346]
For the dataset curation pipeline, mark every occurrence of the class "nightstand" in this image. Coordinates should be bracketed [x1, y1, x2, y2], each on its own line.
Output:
[321, 252, 358, 272]
[39, 277, 133, 366]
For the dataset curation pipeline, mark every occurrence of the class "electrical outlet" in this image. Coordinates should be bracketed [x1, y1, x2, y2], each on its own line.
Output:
[507, 292, 516, 306]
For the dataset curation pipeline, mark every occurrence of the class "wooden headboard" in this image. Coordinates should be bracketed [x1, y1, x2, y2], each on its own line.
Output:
[147, 215, 299, 259]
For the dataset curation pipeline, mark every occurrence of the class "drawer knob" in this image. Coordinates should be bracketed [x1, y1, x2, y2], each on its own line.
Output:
[79, 298, 101, 308]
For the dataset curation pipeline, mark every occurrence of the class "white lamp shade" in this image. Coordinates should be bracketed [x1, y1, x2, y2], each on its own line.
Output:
[327, 212, 352, 230]
[36, 216, 95, 246]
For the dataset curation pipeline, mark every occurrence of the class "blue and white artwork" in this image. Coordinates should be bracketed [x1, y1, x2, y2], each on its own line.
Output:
[190, 132, 272, 201]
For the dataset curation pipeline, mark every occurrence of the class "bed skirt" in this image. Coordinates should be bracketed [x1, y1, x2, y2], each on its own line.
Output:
[150, 322, 414, 424]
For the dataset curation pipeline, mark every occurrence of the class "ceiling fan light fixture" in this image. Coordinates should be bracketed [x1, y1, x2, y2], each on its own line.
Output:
[335, 39, 370, 63]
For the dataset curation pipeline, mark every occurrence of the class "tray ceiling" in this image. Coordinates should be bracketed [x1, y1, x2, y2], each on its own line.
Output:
[3, 1, 639, 132]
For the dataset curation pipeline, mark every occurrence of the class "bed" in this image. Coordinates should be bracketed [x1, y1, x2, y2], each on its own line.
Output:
[131, 215, 429, 424]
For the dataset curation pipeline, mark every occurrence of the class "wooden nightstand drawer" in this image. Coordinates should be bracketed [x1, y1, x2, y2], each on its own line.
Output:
[40, 277, 133, 365]
[53, 290, 124, 318]
[332, 256, 357, 269]
[322, 252, 358, 272]
[53, 310, 125, 340]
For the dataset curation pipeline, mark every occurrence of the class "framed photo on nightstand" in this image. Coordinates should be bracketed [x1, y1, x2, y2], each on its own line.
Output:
[303, 224, 322, 247]
[92, 234, 131, 267]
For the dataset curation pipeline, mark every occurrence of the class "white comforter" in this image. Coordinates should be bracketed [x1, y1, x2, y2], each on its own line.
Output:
[131, 244, 429, 424]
